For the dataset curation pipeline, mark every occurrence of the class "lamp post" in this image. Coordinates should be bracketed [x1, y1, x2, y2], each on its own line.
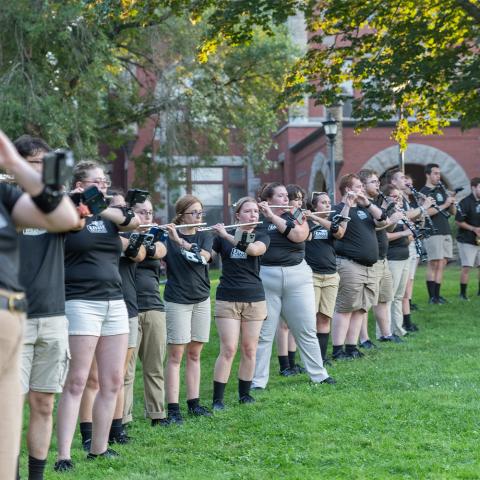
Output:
[322, 118, 338, 204]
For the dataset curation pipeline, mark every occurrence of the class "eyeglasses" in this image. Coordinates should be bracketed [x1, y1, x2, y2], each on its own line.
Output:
[84, 178, 112, 187]
[310, 191, 328, 203]
[183, 210, 204, 217]
[136, 210, 153, 216]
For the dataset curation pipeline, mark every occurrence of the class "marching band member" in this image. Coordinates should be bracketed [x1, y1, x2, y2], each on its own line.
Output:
[305, 191, 348, 362]
[211, 197, 270, 409]
[251, 183, 334, 389]
[163, 195, 213, 424]
[456, 177, 480, 299]
[55, 162, 139, 471]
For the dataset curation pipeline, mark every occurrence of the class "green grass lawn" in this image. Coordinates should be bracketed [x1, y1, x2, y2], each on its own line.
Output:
[21, 265, 480, 479]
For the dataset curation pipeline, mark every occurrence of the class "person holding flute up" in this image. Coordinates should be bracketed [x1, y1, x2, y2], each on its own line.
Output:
[210, 197, 271, 410]
[420, 164, 456, 304]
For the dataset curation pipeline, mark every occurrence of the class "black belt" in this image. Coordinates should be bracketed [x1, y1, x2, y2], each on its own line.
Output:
[0, 290, 28, 313]
[337, 256, 374, 267]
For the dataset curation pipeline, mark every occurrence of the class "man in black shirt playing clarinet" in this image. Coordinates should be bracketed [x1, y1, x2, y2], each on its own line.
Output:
[455, 177, 480, 300]
[420, 164, 456, 304]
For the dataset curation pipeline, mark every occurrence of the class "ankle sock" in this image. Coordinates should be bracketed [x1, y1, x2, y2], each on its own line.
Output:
[213, 381, 226, 402]
[403, 313, 412, 329]
[167, 403, 180, 415]
[186, 398, 199, 411]
[28, 455, 47, 480]
[316, 333, 330, 360]
[80, 422, 92, 444]
[278, 355, 289, 372]
[332, 345, 344, 356]
[288, 350, 296, 369]
[460, 283, 467, 296]
[238, 379, 252, 398]
[109, 418, 123, 441]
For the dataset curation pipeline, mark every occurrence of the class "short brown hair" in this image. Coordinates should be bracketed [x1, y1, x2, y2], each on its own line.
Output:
[71, 161, 104, 189]
[339, 174, 359, 196]
[358, 169, 378, 185]
[470, 177, 480, 188]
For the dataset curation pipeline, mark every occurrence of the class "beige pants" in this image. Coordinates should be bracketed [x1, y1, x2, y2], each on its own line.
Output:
[123, 310, 167, 423]
[387, 259, 410, 337]
[0, 310, 24, 480]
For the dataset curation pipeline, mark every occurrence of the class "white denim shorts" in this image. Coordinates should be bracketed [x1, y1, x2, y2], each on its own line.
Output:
[66, 299, 129, 337]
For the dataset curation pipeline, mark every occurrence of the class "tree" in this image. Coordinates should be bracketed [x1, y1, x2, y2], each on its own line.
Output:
[0, 1, 296, 172]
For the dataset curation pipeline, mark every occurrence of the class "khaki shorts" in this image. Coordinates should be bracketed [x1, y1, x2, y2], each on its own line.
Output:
[373, 259, 393, 304]
[165, 298, 211, 344]
[21, 315, 69, 394]
[335, 258, 378, 313]
[312, 272, 339, 318]
[458, 242, 480, 267]
[128, 316, 138, 348]
[424, 234, 453, 261]
[215, 300, 267, 322]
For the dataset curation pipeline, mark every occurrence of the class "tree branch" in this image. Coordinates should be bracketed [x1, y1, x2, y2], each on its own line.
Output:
[454, 0, 480, 23]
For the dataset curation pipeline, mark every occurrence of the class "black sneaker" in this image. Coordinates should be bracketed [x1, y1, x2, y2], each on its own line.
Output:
[319, 376, 336, 385]
[82, 438, 91, 452]
[279, 367, 298, 377]
[459, 293, 469, 301]
[410, 303, 419, 311]
[239, 394, 256, 404]
[359, 340, 377, 349]
[437, 296, 448, 304]
[212, 399, 225, 411]
[291, 364, 307, 374]
[86, 448, 119, 460]
[391, 334, 404, 343]
[428, 297, 440, 304]
[161, 411, 184, 425]
[54, 459, 74, 472]
[323, 357, 333, 367]
[250, 386, 265, 391]
[188, 404, 212, 417]
[332, 350, 351, 361]
[109, 431, 131, 445]
[405, 323, 419, 332]
[348, 348, 364, 359]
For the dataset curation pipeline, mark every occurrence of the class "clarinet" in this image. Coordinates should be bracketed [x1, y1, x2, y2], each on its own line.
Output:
[407, 184, 437, 235]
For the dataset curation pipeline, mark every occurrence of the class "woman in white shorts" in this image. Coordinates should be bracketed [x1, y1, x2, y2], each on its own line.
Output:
[163, 195, 213, 424]
[55, 162, 138, 471]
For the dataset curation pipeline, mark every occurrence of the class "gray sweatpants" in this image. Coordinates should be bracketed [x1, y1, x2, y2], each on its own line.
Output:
[252, 260, 329, 388]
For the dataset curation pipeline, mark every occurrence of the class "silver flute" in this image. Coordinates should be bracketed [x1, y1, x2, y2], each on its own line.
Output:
[197, 221, 263, 232]
[139, 222, 207, 229]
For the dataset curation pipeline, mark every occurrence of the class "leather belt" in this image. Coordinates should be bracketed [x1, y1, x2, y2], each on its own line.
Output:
[0, 289, 28, 313]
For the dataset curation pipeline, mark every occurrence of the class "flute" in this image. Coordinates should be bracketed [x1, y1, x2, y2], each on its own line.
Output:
[139, 222, 207, 229]
[265, 205, 336, 214]
[197, 221, 263, 232]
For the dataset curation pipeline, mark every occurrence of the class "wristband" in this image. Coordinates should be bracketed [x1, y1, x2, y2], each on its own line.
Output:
[119, 206, 135, 226]
[282, 219, 295, 237]
[146, 243, 156, 257]
[31, 186, 63, 214]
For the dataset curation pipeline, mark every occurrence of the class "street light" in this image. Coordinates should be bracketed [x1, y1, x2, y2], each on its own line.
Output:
[322, 118, 338, 203]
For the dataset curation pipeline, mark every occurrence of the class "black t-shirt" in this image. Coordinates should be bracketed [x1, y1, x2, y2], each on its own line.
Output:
[333, 203, 378, 266]
[64, 216, 123, 301]
[0, 183, 23, 292]
[420, 186, 451, 235]
[387, 222, 410, 261]
[136, 256, 165, 312]
[213, 231, 270, 302]
[164, 231, 212, 304]
[305, 220, 337, 274]
[19, 230, 65, 318]
[456, 193, 480, 245]
[259, 213, 305, 267]
[119, 256, 138, 318]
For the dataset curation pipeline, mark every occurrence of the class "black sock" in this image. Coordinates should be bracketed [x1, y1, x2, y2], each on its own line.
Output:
[435, 282, 441, 299]
[316, 333, 330, 360]
[403, 314, 412, 329]
[460, 283, 467, 296]
[168, 403, 180, 415]
[16, 456, 20, 480]
[409, 298, 412, 308]
[186, 398, 199, 410]
[288, 351, 296, 369]
[426, 280, 435, 299]
[345, 344, 357, 354]
[28, 455, 46, 480]
[213, 381, 226, 402]
[238, 379, 252, 398]
[109, 418, 123, 441]
[332, 345, 344, 355]
[80, 421, 92, 444]
[278, 355, 289, 372]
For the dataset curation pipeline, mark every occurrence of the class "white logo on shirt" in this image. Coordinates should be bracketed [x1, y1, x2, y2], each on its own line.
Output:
[0, 213, 7, 229]
[22, 228, 47, 236]
[436, 193, 443, 203]
[357, 210, 367, 220]
[87, 220, 108, 234]
[268, 224, 277, 231]
[230, 248, 247, 260]
[476, 204, 480, 214]
[313, 229, 328, 240]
